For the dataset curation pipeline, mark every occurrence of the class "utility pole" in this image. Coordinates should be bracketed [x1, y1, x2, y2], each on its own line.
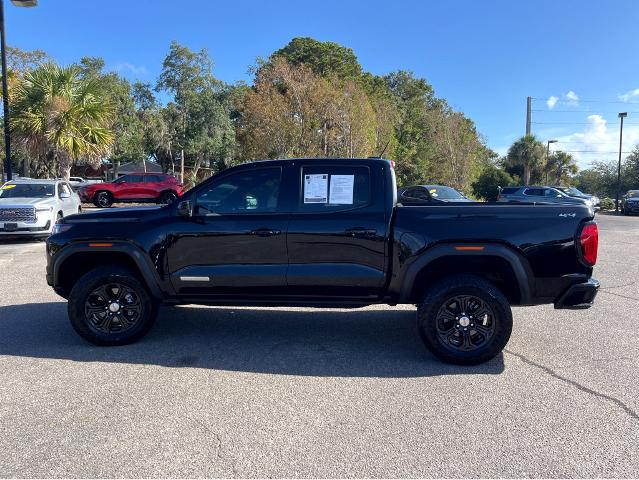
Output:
[525, 96, 532, 136]
[1, 0, 12, 182]
[616, 112, 628, 212]
[0, 0, 37, 183]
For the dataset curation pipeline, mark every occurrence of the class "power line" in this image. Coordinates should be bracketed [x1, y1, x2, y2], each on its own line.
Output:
[532, 121, 639, 126]
[550, 150, 633, 154]
[531, 97, 639, 105]
[532, 109, 639, 114]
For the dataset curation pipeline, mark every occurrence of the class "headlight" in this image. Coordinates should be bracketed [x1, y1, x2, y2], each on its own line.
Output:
[51, 223, 72, 235]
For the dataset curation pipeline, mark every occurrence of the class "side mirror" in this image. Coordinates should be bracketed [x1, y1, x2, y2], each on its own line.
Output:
[60, 192, 70, 199]
[177, 200, 193, 218]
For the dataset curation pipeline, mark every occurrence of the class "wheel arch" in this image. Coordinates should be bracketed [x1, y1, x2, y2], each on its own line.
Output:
[53, 243, 163, 300]
[399, 243, 534, 305]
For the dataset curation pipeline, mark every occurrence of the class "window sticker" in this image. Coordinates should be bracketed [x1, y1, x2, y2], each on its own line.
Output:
[329, 175, 354, 204]
[304, 174, 328, 203]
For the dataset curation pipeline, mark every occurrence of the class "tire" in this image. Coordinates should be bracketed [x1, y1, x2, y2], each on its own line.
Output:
[93, 191, 113, 208]
[68, 265, 158, 346]
[159, 191, 177, 204]
[417, 274, 513, 365]
[56, 212, 63, 223]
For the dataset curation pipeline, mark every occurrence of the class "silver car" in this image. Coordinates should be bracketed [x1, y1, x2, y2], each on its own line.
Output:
[497, 186, 593, 207]
[0, 179, 82, 237]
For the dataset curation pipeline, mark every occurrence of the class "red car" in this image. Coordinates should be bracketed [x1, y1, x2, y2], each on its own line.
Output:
[79, 173, 185, 208]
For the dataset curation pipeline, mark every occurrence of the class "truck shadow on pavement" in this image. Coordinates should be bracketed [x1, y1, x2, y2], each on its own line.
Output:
[0, 302, 505, 377]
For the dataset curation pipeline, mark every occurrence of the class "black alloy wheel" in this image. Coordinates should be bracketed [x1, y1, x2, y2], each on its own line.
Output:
[68, 266, 157, 346]
[417, 275, 512, 365]
[434, 294, 496, 352]
[95, 191, 113, 208]
[84, 283, 143, 334]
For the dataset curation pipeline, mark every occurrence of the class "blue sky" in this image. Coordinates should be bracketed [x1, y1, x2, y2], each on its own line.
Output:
[7, 0, 639, 167]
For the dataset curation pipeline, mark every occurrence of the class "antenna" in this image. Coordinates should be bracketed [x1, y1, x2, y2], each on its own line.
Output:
[377, 138, 391, 158]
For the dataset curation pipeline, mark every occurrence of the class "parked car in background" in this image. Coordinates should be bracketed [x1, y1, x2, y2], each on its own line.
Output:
[497, 186, 593, 207]
[621, 190, 639, 215]
[0, 179, 81, 237]
[78, 173, 185, 207]
[554, 186, 600, 211]
[68, 177, 103, 191]
[398, 185, 473, 204]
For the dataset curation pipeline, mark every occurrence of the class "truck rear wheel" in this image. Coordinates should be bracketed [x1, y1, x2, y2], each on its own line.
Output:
[417, 275, 512, 365]
[68, 266, 157, 346]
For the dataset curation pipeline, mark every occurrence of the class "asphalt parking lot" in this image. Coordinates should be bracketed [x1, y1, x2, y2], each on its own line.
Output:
[0, 213, 637, 478]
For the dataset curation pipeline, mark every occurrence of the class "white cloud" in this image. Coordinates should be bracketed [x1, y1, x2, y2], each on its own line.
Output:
[619, 88, 639, 102]
[555, 114, 639, 168]
[112, 62, 148, 77]
[564, 90, 579, 106]
[546, 96, 558, 109]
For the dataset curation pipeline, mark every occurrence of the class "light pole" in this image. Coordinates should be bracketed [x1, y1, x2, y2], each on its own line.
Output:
[0, 0, 37, 182]
[616, 112, 628, 212]
[546, 139, 558, 184]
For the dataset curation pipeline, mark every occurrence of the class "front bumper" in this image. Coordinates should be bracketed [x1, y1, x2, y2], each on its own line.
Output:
[624, 202, 639, 214]
[554, 278, 599, 309]
[0, 216, 53, 236]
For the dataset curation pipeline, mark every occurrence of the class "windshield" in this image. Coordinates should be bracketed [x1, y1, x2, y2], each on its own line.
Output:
[564, 187, 585, 196]
[425, 186, 465, 200]
[627, 190, 639, 197]
[0, 183, 55, 198]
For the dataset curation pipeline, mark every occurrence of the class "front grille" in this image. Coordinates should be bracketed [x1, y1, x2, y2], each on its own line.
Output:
[0, 206, 36, 222]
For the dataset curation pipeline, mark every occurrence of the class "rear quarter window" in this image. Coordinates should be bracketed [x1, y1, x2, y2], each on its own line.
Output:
[500, 187, 519, 194]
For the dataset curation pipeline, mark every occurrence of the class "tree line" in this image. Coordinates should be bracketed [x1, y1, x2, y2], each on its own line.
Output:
[2, 37, 637, 199]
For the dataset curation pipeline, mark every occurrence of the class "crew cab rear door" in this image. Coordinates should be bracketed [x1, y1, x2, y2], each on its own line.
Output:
[286, 161, 388, 297]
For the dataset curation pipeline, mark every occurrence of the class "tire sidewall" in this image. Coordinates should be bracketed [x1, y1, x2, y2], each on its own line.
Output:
[418, 277, 513, 365]
[161, 192, 177, 204]
[94, 191, 112, 208]
[68, 267, 157, 346]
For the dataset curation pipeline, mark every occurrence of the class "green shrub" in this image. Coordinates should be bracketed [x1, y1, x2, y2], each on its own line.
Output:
[471, 165, 516, 201]
[600, 197, 615, 210]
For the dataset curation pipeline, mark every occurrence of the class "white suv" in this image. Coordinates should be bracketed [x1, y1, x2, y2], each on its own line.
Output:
[0, 179, 82, 237]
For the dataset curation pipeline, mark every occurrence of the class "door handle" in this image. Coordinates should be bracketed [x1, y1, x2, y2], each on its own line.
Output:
[345, 227, 377, 237]
[250, 228, 281, 237]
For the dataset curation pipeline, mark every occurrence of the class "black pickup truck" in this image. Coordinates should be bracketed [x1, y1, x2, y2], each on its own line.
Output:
[46, 158, 599, 365]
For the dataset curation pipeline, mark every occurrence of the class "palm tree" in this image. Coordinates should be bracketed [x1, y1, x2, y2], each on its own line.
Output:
[546, 151, 578, 184]
[506, 135, 546, 185]
[10, 63, 113, 180]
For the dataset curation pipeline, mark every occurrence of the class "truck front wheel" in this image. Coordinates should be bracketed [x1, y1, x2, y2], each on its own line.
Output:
[68, 266, 158, 346]
[417, 275, 512, 365]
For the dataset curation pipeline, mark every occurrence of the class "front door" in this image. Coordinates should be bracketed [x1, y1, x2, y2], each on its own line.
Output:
[167, 166, 289, 297]
[286, 162, 389, 298]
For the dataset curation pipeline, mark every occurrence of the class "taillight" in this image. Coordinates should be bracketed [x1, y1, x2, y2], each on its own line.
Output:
[579, 222, 598, 266]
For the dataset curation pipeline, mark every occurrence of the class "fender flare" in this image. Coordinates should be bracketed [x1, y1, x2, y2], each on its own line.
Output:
[398, 243, 534, 304]
[52, 241, 164, 299]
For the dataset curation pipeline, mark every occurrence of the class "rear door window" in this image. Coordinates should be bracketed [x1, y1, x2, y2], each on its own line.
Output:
[299, 165, 371, 212]
[500, 187, 519, 195]
[524, 188, 543, 196]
